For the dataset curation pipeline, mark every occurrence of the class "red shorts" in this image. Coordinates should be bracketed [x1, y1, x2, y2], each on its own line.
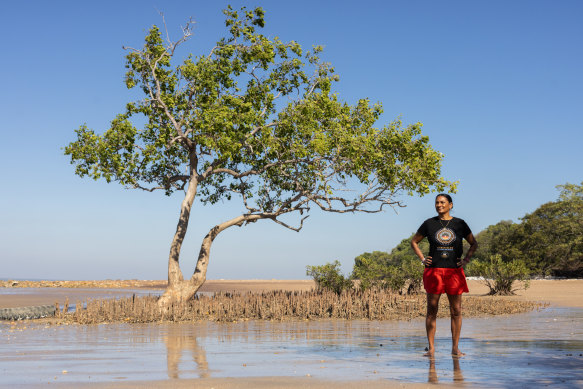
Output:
[423, 267, 469, 295]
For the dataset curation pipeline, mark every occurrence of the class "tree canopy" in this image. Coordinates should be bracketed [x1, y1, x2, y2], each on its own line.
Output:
[472, 182, 583, 277]
[64, 7, 455, 305]
[472, 220, 518, 263]
[351, 241, 425, 293]
[515, 183, 583, 276]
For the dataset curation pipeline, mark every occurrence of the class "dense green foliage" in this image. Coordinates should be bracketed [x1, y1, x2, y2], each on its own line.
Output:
[467, 254, 530, 295]
[386, 236, 426, 293]
[351, 244, 423, 293]
[306, 246, 424, 295]
[306, 261, 352, 294]
[307, 238, 426, 295]
[516, 183, 583, 277]
[351, 251, 396, 290]
[64, 7, 453, 205]
[472, 182, 583, 278]
[472, 220, 517, 263]
[388, 234, 429, 266]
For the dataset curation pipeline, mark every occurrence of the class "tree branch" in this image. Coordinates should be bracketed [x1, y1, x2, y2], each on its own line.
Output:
[269, 214, 309, 232]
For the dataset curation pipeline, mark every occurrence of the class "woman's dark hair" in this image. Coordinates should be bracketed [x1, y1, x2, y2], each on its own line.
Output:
[435, 193, 453, 204]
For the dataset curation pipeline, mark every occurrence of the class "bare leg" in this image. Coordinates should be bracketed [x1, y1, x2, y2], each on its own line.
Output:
[447, 293, 465, 357]
[425, 293, 441, 357]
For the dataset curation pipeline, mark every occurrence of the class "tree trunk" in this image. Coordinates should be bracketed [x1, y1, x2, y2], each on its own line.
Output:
[158, 214, 262, 308]
[158, 171, 198, 308]
[158, 279, 205, 307]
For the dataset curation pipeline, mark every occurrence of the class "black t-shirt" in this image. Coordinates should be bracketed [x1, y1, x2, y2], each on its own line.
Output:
[416, 217, 472, 268]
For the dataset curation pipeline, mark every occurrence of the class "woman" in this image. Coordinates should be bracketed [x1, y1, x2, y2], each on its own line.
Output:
[411, 194, 478, 357]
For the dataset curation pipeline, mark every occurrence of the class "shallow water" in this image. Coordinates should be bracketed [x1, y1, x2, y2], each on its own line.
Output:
[1, 307, 582, 387]
[0, 287, 161, 297]
[0, 287, 163, 311]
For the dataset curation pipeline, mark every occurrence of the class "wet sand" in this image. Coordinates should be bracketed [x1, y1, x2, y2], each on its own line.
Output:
[1, 279, 582, 388]
[2, 307, 582, 388]
[47, 377, 450, 388]
[0, 280, 315, 309]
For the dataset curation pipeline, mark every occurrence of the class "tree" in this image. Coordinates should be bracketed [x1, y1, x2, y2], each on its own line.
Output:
[515, 182, 583, 277]
[351, 251, 396, 290]
[385, 235, 426, 293]
[64, 7, 454, 307]
[467, 254, 530, 295]
[472, 220, 520, 263]
[400, 256, 424, 294]
[351, 246, 423, 294]
[389, 234, 429, 266]
[469, 182, 583, 278]
[306, 261, 353, 294]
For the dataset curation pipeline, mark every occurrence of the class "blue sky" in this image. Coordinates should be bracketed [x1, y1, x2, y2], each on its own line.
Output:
[1, 0, 581, 281]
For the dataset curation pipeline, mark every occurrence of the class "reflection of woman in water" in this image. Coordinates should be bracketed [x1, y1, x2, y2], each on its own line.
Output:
[427, 356, 464, 383]
[411, 194, 478, 357]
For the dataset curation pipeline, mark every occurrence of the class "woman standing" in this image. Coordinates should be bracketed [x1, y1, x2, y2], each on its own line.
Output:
[411, 194, 478, 357]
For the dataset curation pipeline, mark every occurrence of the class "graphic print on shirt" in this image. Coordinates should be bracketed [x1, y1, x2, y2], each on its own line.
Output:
[435, 228, 456, 258]
[436, 228, 455, 245]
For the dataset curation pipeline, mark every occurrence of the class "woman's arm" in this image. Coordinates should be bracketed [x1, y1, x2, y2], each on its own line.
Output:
[411, 233, 431, 266]
[461, 233, 478, 265]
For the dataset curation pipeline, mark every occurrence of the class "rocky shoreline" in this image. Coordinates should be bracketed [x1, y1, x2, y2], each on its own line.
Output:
[2, 279, 167, 289]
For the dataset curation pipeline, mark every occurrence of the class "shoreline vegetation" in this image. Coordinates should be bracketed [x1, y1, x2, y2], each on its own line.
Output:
[1, 279, 548, 324]
[55, 289, 543, 324]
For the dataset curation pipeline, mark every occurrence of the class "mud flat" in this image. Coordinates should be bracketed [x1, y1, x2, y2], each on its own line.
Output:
[1, 306, 582, 388]
[1, 279, 582, 388]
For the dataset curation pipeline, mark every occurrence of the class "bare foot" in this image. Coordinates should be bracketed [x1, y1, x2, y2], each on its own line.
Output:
[451, 349, 465, 357]
[424, 347, 435, 357]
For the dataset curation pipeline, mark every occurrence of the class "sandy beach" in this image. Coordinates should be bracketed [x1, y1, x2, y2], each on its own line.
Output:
[0, 279, 315, 309]
[1, 279, 582, 388]
[1, 278, 582, 309]
[465, 278, 583, 308]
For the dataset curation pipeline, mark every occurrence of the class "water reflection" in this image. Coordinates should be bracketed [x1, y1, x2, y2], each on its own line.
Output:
[452, 357, 464, 383]
[427, 356, 464, 384]
[164, 324, 209, 379]
[0, 307, 581, 387]
[428, 358, 438, 383]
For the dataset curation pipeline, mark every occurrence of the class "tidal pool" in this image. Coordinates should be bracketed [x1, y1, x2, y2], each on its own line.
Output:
[1, 307, 581, 387]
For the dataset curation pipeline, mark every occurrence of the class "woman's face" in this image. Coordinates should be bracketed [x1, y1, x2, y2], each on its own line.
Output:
[435, 196, 453, 215]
